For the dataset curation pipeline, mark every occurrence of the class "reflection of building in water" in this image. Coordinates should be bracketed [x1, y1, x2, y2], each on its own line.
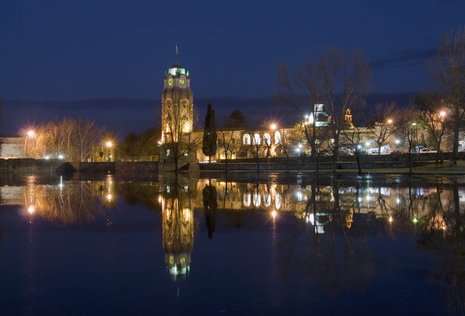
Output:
[160, 186, 194, 281]
[193, 179, 465, 234]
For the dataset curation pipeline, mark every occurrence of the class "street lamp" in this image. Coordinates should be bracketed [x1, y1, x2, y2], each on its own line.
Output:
[105, 140, 113, 162]
[387, 118, 393, 125]
[270, 123, 277, 131]
[24, 129, 36, 156]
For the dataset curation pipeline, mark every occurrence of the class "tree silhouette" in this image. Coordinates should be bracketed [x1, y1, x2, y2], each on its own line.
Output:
[202, 103, 217, 163]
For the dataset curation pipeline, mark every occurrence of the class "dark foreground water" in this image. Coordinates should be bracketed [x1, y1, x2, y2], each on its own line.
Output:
[0, 174, 464, 315]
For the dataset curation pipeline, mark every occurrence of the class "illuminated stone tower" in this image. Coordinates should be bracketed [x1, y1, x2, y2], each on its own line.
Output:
[161, 63, 194, 143]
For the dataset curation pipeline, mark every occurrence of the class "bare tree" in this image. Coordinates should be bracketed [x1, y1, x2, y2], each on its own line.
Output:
[369, 102, 401, 155]
[398, 107, 421, 174]
[277, 59, 322, 158]
[340, 126, 365, 174]
[319, 48, 371, 164]
[418, 106, 448, 164]
[218, 130, 240, 171]
[430, 27, 465, 163]
[76, 118, 104, 162]
[28, 118, 105, 161]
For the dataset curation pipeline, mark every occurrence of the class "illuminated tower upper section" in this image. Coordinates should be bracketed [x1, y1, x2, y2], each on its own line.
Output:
[161, 64, 194, 143]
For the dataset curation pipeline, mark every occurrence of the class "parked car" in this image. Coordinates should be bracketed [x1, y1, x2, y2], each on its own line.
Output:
[419, 148, 437, 153]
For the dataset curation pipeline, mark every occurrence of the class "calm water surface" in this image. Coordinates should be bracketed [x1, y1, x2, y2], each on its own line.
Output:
[0, 174, 464, 315]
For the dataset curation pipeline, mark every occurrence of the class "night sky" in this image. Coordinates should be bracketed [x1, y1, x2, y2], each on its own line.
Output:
[2, 0, 465, 101]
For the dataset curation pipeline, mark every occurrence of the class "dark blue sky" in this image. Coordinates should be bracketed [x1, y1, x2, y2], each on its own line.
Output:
[1, 0, 465, 100]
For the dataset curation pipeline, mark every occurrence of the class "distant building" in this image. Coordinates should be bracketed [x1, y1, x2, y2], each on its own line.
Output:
[156, 62, 462, 165]
[0, 137, 27, 158]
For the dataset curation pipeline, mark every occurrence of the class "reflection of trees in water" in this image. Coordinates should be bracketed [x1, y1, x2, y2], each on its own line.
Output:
[225, 211, 246, 229]
[118, 182, 161, 210]
[418, 180, 465, 315]
[203, 184, 217, 239]
[277, 179, 374, 296]
[29, 182, 104, 224]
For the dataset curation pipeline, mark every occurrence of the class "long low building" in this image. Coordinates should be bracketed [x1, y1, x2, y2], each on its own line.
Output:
[0, 137, 27, 159]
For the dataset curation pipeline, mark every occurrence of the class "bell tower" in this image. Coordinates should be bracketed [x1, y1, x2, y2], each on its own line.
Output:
[160, 63, 194, 143]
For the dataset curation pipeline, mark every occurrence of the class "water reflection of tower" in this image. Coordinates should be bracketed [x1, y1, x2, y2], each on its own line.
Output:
[161, 186, 194, 281]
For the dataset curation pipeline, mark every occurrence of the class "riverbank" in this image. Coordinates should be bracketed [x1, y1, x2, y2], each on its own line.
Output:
[1, 158, 464, 180]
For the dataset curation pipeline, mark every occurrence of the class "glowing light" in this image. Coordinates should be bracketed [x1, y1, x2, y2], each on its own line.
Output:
[105, 141, 113, 148]
[44, 155, 50, 160]
[27, 205, 36, 215]
[442, 224, 447, 231]
[270, 123, 277, 131]
[395, 139, 400, 145]
[271, 210, 278, 219]
[439, 111, 446, 118]
[413, 217, 418, 224]
[396, 198, 401, 205]
[26, 129, 36, 138]
[106, 194, 113, 202]
[365, 141, 370, 147]
[387, 119, 393, 124]
[58, 154, 64, 160]
[388, 216, 393, 223]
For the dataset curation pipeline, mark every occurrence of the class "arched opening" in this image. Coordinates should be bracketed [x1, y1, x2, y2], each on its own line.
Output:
[243, 134, 251, 145]
[253, 190, 261, 207]
[274, 131, 281, 144]
[243, 193, 251, 207]
[263, 133, 271, 146]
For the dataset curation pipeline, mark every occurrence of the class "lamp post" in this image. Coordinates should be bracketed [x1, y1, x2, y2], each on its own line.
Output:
[24, 129, 36, 156]
[105, 140, 113, 162]
[269, 122, 278, 157]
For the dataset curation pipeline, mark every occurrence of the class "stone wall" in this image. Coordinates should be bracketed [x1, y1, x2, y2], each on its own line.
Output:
[0, 158, 63, 174]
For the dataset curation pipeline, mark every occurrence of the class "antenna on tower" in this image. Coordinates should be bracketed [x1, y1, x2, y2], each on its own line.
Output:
[175, 44, 180, 65]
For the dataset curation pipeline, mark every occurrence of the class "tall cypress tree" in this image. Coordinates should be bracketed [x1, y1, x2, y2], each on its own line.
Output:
[202, 103, 217, 162]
